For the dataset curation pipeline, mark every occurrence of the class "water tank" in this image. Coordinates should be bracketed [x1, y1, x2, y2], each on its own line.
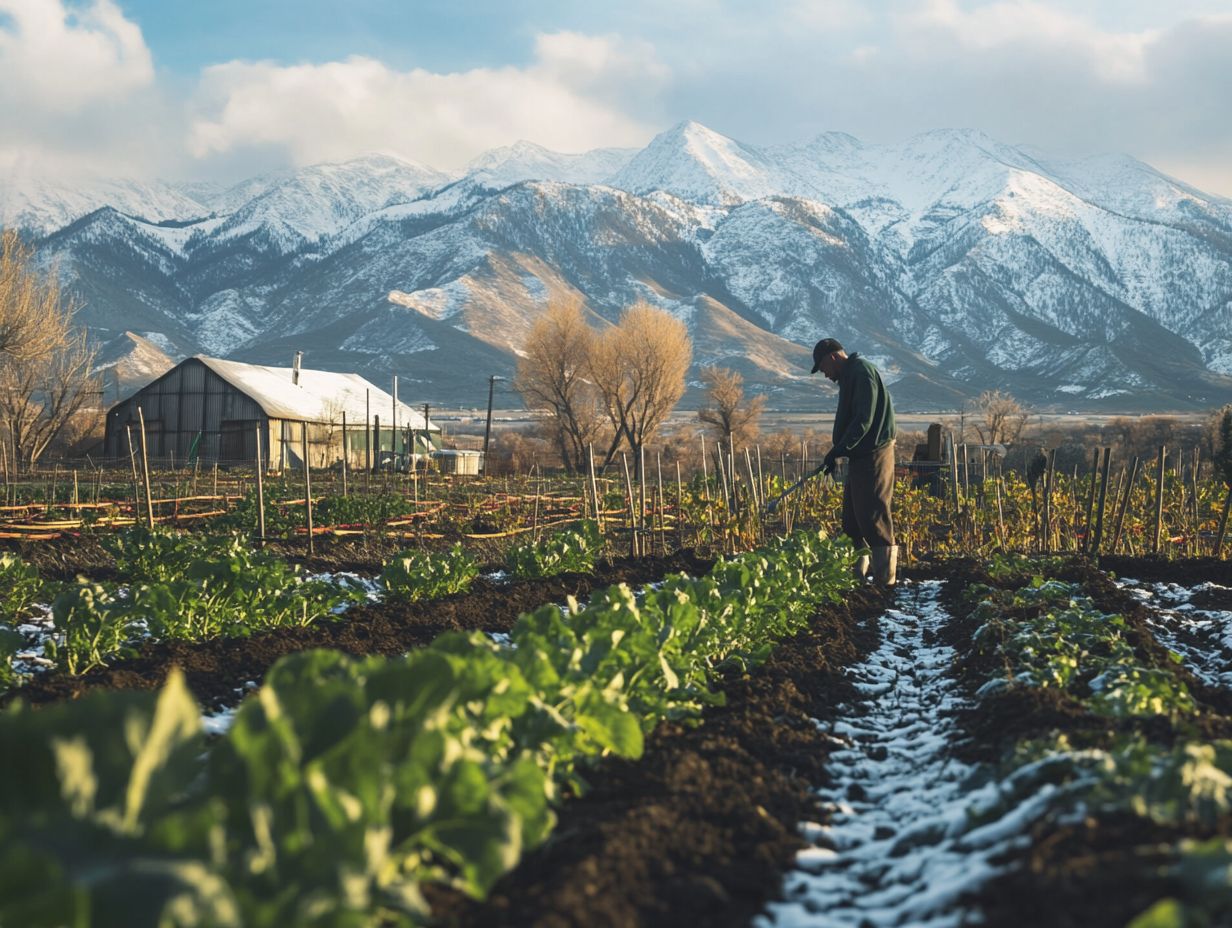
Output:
[432, 449, 482, 476]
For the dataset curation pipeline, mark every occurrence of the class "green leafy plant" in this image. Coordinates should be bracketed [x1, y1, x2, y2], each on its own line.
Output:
[0, 553, 49, 626]
[505, 520, 603, 579]
[44, 582, 137, 676]
[381, 543, 478, 601]
[48, 533, 361, 673]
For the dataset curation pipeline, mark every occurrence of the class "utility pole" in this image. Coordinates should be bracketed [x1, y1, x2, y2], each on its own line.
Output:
[483, 375, 502, 474]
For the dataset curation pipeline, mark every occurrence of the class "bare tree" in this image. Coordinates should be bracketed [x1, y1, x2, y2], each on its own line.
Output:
[590, 301, 692, 474]
[0, 327, 100, 467]
[513, 297, 608, 474]
[0, 231, 71, 361]
[972, 389, 1029, 448]
[697, 366, 765, 447]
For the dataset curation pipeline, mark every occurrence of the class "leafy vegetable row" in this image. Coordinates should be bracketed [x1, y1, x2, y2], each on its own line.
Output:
[0, 529, 858, 927]
[2, 522, 607, 687]
[964, 558, 1232, 928]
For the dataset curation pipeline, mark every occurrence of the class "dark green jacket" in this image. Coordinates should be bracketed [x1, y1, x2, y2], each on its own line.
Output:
[831, 353, 896, 458]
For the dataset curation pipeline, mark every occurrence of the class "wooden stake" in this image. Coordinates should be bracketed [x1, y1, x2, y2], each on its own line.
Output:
[1082, 448, 1099, 554]
[715, 444, 730, 516]
[744, 447, 761, 511]
[136, 408, 155, 529]
[994, 471, 1005, 548]
[532, 468, 542, 543]
[588, 444, 603, 534]
[621, 452, 637, 557]
[302, 427, 314, 556]
[125, 425, 140, 517]
[341, 411, 349, 497]
[1111, 457, 1140, 555]
[1153, 445, 1166, 555]
[1091, 447, 1112, 555]
[255, 423, 266, 544]
[676, 460, 684, 549]
[1042, 449, 1056, 554]
[656, 452, 666, 555]
[728, 433, 738, 519]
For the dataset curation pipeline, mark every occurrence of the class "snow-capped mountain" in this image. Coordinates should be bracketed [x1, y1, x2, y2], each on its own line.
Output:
[465, 141, 637, 188]
[8, 123, 1232, 409]
[0, 173, 210, 237]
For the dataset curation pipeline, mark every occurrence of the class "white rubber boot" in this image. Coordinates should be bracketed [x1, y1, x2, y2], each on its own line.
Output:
[853, 554, 871, 581]
[871, 546, 898, 587]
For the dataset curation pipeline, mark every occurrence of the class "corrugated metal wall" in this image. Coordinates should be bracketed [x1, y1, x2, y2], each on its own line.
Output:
[104, 359, 270, 465]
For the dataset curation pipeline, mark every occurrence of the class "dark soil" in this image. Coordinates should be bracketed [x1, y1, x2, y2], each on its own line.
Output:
[1097, 555, 1231, 587]
[8, 551, 712, 711]
[976, 813, 1217, 928]
[0, 533, 120, 581]
[427, 585, 890, 928]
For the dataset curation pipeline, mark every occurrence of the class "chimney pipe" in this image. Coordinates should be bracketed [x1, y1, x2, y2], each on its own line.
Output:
[292, 351, 302, 385]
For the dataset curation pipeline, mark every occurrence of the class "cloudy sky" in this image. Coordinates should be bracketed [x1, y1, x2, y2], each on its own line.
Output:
[2, 0, 1231, 195]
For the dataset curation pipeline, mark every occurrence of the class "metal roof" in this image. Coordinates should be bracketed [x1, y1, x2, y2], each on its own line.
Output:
[195, 355, 436, 430]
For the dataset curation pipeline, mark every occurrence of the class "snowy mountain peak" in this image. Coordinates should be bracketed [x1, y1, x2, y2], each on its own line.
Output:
[611, 120, 780, 205]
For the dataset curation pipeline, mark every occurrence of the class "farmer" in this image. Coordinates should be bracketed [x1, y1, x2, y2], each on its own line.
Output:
[810, 338, 898, 586]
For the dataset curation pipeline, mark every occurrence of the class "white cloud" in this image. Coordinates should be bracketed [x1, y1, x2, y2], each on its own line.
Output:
[0, 0, 153, 110]
[187, 32, 667, 170]
[907, 0, 1158, 84]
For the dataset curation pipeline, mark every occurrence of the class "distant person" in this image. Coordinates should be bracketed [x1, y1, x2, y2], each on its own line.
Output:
[810, 338, 898, 586]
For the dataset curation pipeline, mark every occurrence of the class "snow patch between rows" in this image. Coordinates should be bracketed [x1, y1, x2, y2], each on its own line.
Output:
[759, 580, 1045, 927]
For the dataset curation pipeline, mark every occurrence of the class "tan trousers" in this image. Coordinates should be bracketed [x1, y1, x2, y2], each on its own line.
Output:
[841, 441, 896, 549]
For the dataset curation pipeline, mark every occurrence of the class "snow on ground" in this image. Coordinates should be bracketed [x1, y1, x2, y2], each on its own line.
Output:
[1117, 579, 1232, 689]
[759, 581, 1057, 927]
[12, 603, 55, 677]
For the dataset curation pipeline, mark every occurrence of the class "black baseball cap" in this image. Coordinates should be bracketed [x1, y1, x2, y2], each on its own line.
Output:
[810, 338, 844, 373]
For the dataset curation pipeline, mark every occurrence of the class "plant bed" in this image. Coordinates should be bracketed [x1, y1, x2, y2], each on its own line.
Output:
[7, 550, 712, 711]
[428, 583, 888, 928]
[939, 555, 1232, 927]
[0, 533, 119, 581]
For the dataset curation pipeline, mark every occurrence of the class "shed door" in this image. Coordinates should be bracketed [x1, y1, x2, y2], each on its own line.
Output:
[220, 420, 257, 462]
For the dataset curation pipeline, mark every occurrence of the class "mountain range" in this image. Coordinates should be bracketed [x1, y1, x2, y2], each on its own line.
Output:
[6, 121, 1232, 411]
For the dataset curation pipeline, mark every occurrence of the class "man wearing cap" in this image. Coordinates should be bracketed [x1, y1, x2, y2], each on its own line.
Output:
[810, 338, 898, 586]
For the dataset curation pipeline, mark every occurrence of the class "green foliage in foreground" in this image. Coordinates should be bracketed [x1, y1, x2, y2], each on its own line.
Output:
[0, 529, 858, 927]
[505, 520, 603, 580]
[381, 543, 479, 602]
[47, 528, 361, 675]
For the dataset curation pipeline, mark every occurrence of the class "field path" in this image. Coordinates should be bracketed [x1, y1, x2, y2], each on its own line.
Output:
[759, 580, 1038, 928]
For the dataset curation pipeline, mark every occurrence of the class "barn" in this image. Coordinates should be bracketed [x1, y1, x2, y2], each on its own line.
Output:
[103, 355, 439, 468]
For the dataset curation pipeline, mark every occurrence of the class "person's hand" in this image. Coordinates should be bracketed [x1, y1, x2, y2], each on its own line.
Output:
[820, 450, 837, 477]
